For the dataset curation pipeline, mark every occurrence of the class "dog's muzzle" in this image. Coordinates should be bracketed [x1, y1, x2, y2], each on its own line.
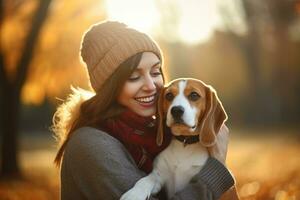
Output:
[171, 106, 185, 122]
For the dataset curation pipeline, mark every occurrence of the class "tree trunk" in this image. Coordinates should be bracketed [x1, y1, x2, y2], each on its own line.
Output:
[227, 0, 278, 125]
[1, 83, 21, 177]
[0, 0, 52, 178]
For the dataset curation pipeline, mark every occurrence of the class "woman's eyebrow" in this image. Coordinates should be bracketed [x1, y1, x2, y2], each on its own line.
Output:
[136, 61, 161, 71]
[152, 61, 161, 68]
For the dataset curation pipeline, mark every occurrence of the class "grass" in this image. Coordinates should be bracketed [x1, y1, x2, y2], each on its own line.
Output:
[0, 128, 299, 200]
[0, 149, 59, 200]
[227, 128, 300, 200]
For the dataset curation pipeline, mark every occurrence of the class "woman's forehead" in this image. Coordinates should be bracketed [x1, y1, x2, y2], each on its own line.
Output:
[137, 52, 161, 69]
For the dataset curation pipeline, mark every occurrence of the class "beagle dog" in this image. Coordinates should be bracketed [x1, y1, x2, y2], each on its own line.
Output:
[121, 78, 238, 200]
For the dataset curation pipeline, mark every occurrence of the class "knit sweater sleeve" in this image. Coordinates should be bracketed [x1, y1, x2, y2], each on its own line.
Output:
[170, 157, 235, 200]
[60, 127, 234, 200]
[60, 127, 159, 200]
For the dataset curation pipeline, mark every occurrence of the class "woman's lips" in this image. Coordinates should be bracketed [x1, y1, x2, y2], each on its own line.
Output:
[135, 94, 156, 107]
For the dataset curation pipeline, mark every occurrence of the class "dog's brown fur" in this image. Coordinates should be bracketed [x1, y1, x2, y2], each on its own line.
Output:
[157, 78, 239, 200]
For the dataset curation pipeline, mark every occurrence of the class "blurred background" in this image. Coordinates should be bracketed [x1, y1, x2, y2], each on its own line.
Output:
[0, 0, 300, 199]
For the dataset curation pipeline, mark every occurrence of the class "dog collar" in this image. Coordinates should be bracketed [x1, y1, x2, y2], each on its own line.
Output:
[174, 135, 199, 146]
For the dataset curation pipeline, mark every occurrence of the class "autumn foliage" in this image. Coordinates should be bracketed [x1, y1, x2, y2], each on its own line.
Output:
[0, 129, 299, 200]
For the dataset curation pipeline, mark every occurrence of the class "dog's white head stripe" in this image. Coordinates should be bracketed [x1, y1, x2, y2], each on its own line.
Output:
[166, 80, 198, 131]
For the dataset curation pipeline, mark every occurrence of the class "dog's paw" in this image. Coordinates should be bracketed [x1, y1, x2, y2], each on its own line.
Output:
[151, 183, 161, 195]
[120, 187, 151, 200]
[120, 173, 161, 200]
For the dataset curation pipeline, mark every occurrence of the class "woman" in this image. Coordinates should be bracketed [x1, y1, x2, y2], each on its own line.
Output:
[52, 21, 234, 200]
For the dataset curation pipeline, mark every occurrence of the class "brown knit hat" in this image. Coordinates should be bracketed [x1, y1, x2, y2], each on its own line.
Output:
[80, 21, 163, 92]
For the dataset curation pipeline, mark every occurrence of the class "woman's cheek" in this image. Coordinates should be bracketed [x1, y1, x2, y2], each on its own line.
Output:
[155, 76, 164, 88]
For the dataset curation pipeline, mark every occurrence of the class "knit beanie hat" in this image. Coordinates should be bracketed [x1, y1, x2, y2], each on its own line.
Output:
[80, 21, 163, 92]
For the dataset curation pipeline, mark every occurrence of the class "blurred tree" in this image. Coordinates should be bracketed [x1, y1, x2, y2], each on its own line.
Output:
[263, 0, 300, 123]
[218, 0, 300, 124]
[154, 0, 181, 43]
[0, 0, 106, 178]
[0, 0, 52, 178]
[154, 0, 191, 80]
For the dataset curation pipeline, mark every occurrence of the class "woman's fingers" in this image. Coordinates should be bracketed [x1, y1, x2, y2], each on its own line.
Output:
[210, 124, 229, 164]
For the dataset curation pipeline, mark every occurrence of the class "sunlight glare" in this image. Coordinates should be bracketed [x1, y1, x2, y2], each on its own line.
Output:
[105, 0, 244, 44]
[177, 0, 222, 44]
[105, 0, 159, 34]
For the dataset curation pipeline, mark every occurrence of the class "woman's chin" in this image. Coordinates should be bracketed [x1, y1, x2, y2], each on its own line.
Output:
[134, 107, 156, 117]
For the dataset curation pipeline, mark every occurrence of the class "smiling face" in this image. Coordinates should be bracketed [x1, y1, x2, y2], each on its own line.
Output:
[117, 52, 164, 117]
[161, 79, 207, 136]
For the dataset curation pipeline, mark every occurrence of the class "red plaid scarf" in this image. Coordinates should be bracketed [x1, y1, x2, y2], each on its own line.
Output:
[99, 110, 171, 173]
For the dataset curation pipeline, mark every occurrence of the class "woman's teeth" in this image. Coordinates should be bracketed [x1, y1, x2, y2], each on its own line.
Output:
[135, 95, 155, 103]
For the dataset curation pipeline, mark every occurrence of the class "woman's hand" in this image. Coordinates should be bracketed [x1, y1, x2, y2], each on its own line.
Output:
[210, 124, 229, 164]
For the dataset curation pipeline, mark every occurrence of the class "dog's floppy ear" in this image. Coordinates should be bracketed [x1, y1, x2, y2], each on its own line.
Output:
[156, 87, 166, 146]
[198, 85, 227, 147]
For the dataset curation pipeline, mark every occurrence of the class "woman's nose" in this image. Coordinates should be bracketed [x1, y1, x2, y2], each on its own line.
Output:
[143, 76, 156, 91]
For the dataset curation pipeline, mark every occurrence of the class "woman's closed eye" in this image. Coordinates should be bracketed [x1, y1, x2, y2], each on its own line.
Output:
[151, 70, 161, 77]
[128, 68, 161, 82]
[128, 71, 140, 81]
[151, 67, 162, 77]
[128, 75, 140, 81]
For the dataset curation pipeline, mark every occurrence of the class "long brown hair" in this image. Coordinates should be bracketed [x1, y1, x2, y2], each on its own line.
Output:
[52, 52, 145, 167]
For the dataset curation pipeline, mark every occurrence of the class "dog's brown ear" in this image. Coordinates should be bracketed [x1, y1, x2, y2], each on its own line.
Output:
[198, 85, 227, 147]
[156, 87, 166, 146]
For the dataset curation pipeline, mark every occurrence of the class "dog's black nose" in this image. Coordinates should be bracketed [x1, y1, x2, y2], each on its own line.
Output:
[171, 106, 185, 119]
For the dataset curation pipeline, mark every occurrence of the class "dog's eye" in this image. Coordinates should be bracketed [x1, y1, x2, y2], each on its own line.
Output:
[189, 92, 200, 101]
[165, 92, 174, 101]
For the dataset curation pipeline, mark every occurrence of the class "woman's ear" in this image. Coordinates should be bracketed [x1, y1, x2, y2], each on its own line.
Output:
[156, 87, 166, 146]
[198, 85, 227, 147]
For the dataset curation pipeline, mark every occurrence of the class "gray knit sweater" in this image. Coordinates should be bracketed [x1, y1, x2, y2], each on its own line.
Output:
[60, 127, 234, 200]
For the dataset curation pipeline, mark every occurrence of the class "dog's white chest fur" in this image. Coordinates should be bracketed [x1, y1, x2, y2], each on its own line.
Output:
[155, 139, 209, 197]
[120, 139, 209, 200]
